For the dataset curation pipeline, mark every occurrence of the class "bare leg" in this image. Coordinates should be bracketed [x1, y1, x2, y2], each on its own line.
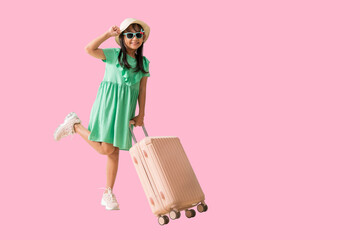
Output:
[105, 147, 120, 192]
[74, 123, 115, 155]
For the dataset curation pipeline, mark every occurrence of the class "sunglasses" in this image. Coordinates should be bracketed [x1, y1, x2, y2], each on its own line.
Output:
[123, 29, 145, 39]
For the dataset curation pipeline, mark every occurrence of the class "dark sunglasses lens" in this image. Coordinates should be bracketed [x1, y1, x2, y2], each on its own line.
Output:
[126, 33, 135, 39]
[136, 33, 143, 38]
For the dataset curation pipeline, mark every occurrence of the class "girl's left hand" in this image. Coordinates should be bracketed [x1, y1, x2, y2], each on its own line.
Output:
[129, 115, 144, 127]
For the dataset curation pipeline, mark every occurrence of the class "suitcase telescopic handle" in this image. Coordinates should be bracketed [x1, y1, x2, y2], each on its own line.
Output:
[129, 122, 149, 143]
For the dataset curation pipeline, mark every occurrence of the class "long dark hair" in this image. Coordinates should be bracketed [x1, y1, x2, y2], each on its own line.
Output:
[118, 23, 149, 75]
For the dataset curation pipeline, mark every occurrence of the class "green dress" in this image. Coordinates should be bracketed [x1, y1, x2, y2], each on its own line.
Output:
[87, 48, 150, 151]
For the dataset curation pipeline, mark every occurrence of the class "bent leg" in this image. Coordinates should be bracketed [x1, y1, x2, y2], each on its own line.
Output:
[74, 123, 115, 155]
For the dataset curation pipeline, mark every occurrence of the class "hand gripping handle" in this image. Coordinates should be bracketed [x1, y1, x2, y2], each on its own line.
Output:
[129, 122, 149, 144]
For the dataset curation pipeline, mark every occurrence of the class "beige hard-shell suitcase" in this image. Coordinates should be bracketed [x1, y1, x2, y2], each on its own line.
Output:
[128, 123, 208, 225]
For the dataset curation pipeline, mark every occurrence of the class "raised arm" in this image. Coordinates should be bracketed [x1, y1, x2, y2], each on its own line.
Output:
[84, 26, 120, 60]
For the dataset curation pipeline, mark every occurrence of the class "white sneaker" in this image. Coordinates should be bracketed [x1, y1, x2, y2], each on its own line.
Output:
[100, 187, 120, 210]
[64, 112, 77, 121]
[54, 112, 81, 141]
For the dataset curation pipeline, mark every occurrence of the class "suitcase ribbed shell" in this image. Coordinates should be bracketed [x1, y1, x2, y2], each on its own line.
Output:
[129, 136, 205, 216]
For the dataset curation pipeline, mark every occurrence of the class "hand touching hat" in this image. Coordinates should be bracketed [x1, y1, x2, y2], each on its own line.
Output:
[108, 25, 121, 37]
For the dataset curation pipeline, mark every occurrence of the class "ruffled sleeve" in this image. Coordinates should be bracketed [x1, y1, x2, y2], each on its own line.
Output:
[142, 56, 150, 77]
[101, 48, 119, 64]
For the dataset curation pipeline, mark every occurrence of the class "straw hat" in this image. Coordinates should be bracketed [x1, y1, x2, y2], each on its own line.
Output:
[115, 18, 150, 45]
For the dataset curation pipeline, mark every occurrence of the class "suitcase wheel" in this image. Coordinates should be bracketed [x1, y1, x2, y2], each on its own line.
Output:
[169, 210, 181, 220]
[197, 203, 209, 213]
[158, 215, 170, 226]
[185, 209, 196, 218]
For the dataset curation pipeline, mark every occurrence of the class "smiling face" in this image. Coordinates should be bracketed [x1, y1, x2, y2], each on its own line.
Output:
[122, 24, 145, 52]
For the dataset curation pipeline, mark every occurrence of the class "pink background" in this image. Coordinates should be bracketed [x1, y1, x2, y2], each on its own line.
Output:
[1, 0, 359, 239]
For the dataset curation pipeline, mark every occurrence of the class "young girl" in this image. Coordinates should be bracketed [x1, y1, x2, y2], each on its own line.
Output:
[53, 18, 151, 211]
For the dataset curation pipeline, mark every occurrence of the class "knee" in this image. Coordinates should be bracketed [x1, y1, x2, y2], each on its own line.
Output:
[110, 147, 119, 156]
[99, 143, 116, 155]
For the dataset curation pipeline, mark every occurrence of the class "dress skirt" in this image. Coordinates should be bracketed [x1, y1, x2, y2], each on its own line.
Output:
[87, 80, 140, 151]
